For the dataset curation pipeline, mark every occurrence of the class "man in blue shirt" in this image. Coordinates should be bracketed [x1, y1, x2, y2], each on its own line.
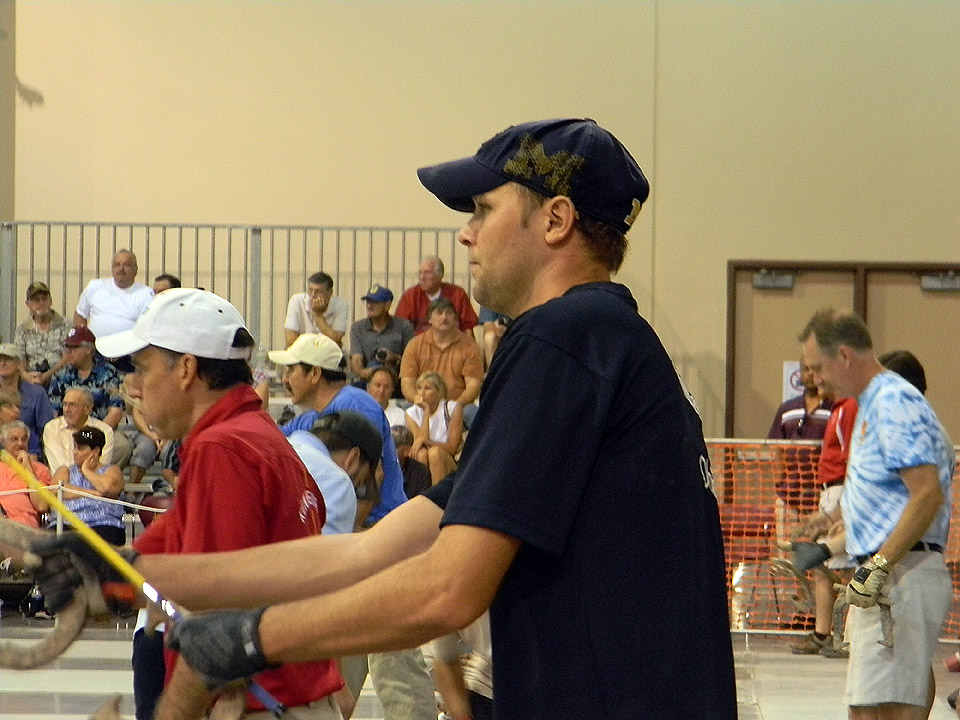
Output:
[801, 309, 953, 719]
[0, 343, 54, 456]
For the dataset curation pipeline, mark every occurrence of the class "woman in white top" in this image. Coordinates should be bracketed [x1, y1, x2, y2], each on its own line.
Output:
[405, 371, 463, 486]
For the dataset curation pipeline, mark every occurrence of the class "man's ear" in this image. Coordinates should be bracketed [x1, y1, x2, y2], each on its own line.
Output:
[542, 196, 577, 247]
[177, 354, 199, 390]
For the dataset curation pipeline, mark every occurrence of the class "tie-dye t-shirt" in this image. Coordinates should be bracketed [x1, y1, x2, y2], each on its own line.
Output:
[841, 371, 954, 557]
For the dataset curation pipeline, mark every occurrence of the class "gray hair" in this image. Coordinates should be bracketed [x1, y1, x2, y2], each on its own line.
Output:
[0, 420, 30, 441]
[64, 386, 95, 407]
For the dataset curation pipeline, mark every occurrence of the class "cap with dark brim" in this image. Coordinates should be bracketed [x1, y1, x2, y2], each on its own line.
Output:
[416, 157, 511, 213]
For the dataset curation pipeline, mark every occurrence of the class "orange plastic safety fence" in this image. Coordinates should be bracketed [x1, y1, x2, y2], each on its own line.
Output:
[706, 439, 960, 639]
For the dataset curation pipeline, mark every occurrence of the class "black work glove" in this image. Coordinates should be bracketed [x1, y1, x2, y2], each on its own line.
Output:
[28, 532, 138, 614]
[166, 607, 275, 690]
[789, 541, 832, 572]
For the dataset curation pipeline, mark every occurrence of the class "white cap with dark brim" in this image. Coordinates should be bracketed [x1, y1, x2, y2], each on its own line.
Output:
[95, 288, 250, 360]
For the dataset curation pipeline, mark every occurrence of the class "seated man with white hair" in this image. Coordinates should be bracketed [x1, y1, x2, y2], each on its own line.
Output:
[41, 387, 114, 473]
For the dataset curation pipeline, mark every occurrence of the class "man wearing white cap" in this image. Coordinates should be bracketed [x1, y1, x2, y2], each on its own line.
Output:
[268, 332, 436, 720]
[94, 288, 348, 720]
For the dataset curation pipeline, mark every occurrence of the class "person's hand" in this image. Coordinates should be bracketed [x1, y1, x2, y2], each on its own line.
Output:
[14, 450, 36, 469]
[165, 607, 274, 690]
[82, 454, 98, 475]
[28, 532, 138, 614]
[798, 512, 833, 540]
[788, 541, 832, 572]
[25, 371, 43, 385]
[846, 557, 890, 609]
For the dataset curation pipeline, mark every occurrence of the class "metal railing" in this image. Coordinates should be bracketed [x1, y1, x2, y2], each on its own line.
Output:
[0, 221, 466, 352]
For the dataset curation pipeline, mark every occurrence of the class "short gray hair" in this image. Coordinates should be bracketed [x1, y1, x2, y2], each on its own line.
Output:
[0, 420, 30, 441]
[64, 386, 95, 407]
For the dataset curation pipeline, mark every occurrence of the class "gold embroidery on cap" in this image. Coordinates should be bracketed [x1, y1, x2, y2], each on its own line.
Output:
[502, 135, 586, 196]
[624, 199, 643, 228]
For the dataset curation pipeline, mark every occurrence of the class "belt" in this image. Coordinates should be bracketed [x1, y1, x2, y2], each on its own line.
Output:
[821, 479, 844, 490]
[855, 541, 944, 564]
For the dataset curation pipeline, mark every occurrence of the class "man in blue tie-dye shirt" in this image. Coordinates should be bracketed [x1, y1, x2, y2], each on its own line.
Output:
[801, 309, 954, 720]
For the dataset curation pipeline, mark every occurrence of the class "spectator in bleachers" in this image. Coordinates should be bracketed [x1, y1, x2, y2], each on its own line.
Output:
[0, 342, 54, 457]
[394, 255, 478, 334]
[390, 424, 431, 500]
[767, 357, 834, 575]
[42, 387, 115, 473]
[152, 273, 181, 294]
[46, 327, 130, 467]
[74, 249, 154, 372]
[0, 390, 20, 424]
[115, 374, 161, 486]
[399, 297, 484, 408]
[267, 332, 437, 718]
[0, 421, 51, 528]
[269, 333, 407, 524]
[284, 271, 349, 347]
[348, 284, 413, 387]
[405, 371, 463, 486]
[478, 306, 510, 369]
[48, 426, 125, 544]
[365, 366, 406, 427]
[15, 281, 71, 386]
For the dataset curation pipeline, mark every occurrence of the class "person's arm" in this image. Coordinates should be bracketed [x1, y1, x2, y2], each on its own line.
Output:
[454, 377, 481, 407]
[157, 523, 520, 719]
[75, 457, 123, 499]
[430, 633, 473, 720]
[283, 329, 299, 348]
[103, 406, 124, 430]
[313, 311, 345, 346]
[406, 407, 429, 454]
[132, 405, 162, 450]
[436, 403, 463, 456]
[875, 464, 943, 566]
[72, 312, 87, 327]
[349, 354, 372, 380]
[17, 456, 51, 513]
[138, 494, 445, 610]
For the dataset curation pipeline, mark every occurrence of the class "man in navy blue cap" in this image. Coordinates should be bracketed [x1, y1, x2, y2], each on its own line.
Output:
[348, 283, 414, 387]
[33, 120, 737, 720]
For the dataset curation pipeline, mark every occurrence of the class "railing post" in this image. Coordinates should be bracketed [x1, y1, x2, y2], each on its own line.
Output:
[0, 222, 17, 341]
[248, 227, 262, 344]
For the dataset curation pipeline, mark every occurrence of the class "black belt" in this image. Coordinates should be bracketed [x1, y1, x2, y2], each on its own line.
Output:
[821, 479, 844, 490]
[855, 541, 944, 564]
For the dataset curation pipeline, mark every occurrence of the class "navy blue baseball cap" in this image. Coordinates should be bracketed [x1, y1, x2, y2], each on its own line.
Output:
[361, 284, 394, 303]
[417, 118, 649, 234]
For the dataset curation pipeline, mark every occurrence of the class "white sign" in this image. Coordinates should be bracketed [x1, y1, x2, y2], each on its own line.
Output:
[782, 360, 803, 402]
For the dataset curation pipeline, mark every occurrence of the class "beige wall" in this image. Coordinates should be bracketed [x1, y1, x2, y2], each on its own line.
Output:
[10, 1, 960, 435]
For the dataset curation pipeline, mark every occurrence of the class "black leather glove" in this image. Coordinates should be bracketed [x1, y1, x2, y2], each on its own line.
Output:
[166, 607, 275, 690]
[28, 532, 138, 614]
[789, 540, 832, 572]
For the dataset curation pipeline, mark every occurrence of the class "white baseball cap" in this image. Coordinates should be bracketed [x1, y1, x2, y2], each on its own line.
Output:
[268, 333, 343, 371]
[95, 288, 251, 360]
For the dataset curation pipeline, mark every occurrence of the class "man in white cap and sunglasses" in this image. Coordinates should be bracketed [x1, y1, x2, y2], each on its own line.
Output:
[84, 288, 348, 720]
[33, 121, 736, 720]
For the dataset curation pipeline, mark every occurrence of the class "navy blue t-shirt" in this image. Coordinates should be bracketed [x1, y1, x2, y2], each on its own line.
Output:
[427, 282, 736, 720]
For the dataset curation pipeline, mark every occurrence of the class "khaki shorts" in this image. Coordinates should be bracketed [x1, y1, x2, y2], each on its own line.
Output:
[244, 694, 343, 720]
[844, 551, 950, 707]
[818, 485, 855, 569]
